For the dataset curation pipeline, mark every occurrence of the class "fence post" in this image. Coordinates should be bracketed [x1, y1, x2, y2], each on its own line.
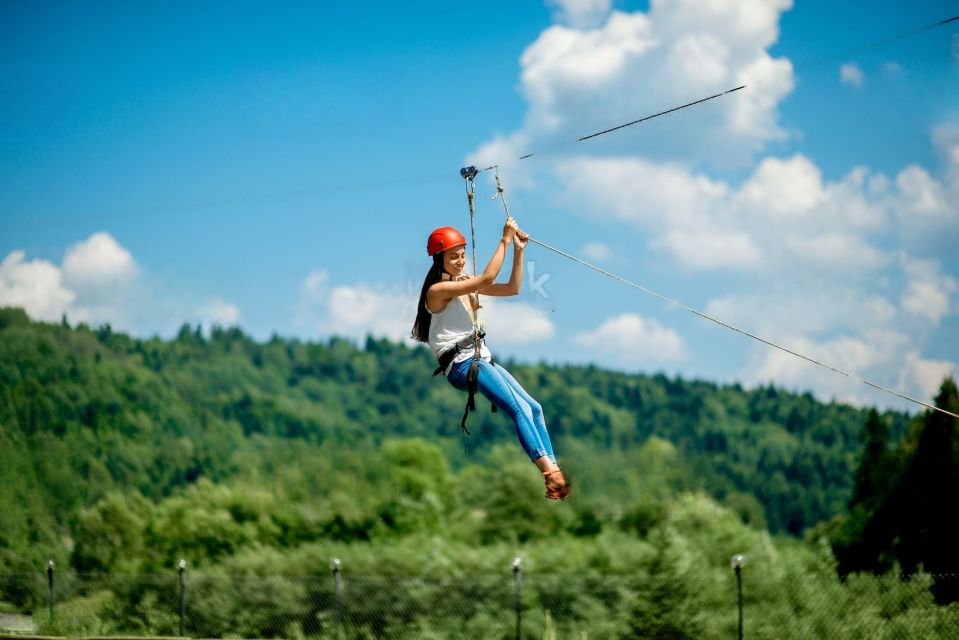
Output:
[46, 560, 54, 625]
[330, 558, 342, 639]
[512, 557, 522, 640]
[178, 559, 187, 637]
[730, 554, 746, 640]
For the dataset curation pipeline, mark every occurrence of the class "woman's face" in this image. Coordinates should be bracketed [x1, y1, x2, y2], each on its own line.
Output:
[443, 247, 466, 277]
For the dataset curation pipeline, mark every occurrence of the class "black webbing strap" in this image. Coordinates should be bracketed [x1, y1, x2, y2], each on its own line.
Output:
[433, 332, 496, 436]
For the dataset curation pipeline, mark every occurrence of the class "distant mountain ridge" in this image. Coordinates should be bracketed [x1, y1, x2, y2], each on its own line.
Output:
[0, 306, 908, 574]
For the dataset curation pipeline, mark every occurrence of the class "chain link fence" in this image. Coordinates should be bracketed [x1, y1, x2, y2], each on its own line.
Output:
[2, 565, 958, 639]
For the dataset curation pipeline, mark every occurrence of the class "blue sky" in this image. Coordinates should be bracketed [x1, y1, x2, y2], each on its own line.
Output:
[2, 0, 957, 412]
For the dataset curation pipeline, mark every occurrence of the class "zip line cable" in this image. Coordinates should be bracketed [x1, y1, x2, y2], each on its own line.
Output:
[461, 13, 959, 418]
[474, 13, 959, 173]
[2, 16, 954, 231]
[522, 232, 959, 420]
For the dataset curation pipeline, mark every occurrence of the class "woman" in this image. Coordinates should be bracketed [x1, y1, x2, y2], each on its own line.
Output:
[411, 217, 570, 500]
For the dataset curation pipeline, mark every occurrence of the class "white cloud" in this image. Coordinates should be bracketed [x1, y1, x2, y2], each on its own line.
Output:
[743, 330, 955, 409]
[900, 256, 957, 325]
[552, 127, 957, 406]
[667, 33, 731, 87]
[62, 231, 138, 290]
[297, 270, 416, 342]
[481, 299, 556, 344]
[783, 233, 887, 271]
[894, 164, 953, 220]
[300, 270, 329, 305]
[0, 250, 77, 322]
[653, 230, 762, 269]
[0, 232, 144, 326]
[327, 284, 414, 342]
[574, 312, 685, 362]
[705, 289, 898, 340]
[468, 131, 535, 188]
[556, 155, 729, 230]
[840, 63, 864, 87]
[899, 351, 956, 404]
[705, 254, 956, 411]
[198, 298, 241, 327]
[471, 0, 796, 170]
[547, 0, 612, 29]
[465, 2, 958, 409]
[519, 12, 656, 130]
[736, 154, 825, 218]
[557, 147, 958, 273]
[580, 241, 613, 262]
[1, 233, 245, 337]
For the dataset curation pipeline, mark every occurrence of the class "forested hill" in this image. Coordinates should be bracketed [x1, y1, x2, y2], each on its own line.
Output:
[0, 306, 908, 572]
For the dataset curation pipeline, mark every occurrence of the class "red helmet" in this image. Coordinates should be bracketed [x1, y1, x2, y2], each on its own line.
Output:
[427, 226, 467, 256]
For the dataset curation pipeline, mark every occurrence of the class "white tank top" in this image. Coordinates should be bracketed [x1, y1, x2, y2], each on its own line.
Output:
[426, 295, 492, 375]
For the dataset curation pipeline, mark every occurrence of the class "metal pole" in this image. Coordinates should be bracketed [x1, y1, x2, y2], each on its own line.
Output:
[178, 559, 187, 637]
[46, 560, 54, 625]
[512, 557, 522, 640]
[331, 559, 342, 639]
[730, 554, 746, 640]
[736, 566, 743, 640]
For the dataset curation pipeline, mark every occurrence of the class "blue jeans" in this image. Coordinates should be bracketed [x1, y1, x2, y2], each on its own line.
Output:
[447, 358, 556, 463]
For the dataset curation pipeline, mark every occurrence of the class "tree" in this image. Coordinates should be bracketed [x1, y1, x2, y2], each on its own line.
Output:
[620, 531, 705, 639]
[849, 410, 895, 510]
[893, 378, 959, 603]
[833, 410, 899, 575]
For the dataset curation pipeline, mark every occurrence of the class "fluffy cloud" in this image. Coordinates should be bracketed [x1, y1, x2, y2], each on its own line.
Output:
[0, 232, 142, 325]
[197, 298, 242, 327]
[573, 312, 685, 363]
[481, 298, 556, 344]
[468, 1, 958, 409]
[0, 251, 77, 322]
[62, 232, 139, 291]
[558, 147, 959, 273]
[706, 289, 899, 339]
[557, 142, 958, 406]
[579, 241, 613, 262]
[1, 232, 245, 337]
[547, 0, 612, 29]
[894, 165, 953, 222]
[900, 256, 956, 325]
[840, 63, 864, 87]
[654, 229, 762, 269]
[704, 254, 956, 409]
[742, 330, 954, 410]
[297, 270, 417, 342]
[326, 284, 414, 342]
[469, 0, 795, 172]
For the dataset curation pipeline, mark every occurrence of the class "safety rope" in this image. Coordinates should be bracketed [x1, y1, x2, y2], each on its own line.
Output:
[457, 165, 494, 436]
[460, 165, 482, 325]
[484, 168, 958, 420]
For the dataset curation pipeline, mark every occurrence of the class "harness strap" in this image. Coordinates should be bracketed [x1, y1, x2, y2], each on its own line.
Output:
[433, 332, 496, 436]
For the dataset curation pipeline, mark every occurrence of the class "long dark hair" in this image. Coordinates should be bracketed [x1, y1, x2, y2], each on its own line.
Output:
[411, 253, 446, 343]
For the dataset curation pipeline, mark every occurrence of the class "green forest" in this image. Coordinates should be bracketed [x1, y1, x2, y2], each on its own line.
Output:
[1, 306, 958, 638]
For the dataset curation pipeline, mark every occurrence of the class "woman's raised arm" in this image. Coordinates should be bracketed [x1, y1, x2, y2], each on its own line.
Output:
[427, 218, 518, 305]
